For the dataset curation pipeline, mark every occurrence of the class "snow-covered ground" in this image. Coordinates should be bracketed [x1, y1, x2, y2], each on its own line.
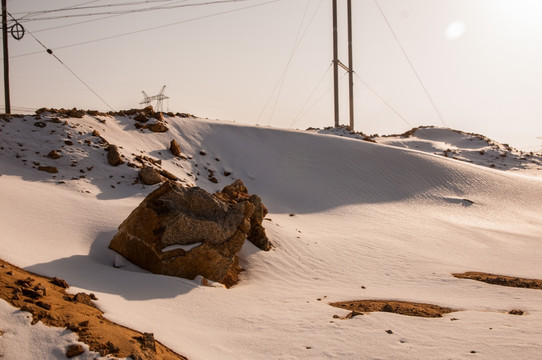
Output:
[1, 112, 542, 359]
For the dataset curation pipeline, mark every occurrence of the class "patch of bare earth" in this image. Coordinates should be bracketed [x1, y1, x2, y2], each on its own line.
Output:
[453, 272, 542, 290]
[330, 300, 455, 318]
[0, 259, 187, 359]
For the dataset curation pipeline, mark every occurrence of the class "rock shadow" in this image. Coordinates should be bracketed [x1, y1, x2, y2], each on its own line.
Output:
[24, 230, 200, 301]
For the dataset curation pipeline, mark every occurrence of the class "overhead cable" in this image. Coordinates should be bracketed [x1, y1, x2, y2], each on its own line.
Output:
[10, 13, 115, 112]
[374, 0, 446, 127]
[9, 0, 282, 60]
[15, 0, 256, 22]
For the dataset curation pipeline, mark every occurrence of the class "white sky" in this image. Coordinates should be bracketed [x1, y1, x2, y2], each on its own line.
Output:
[3, 0, 542, 151]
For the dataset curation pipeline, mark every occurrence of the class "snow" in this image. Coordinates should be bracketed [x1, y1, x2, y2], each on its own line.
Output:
[1, 112, 542, 359]
[162, 243, 203, 252]
[0, 299, 110, 360]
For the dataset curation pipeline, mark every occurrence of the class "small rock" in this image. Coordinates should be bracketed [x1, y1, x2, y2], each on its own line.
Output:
[332, 314, 340, 319]
[36, 301, 52, 310]
[64, 140, 74, 146]
[6, 270, 14, 276]
[107, 145, 124, 166]
[134, 113, 149, 123]
[158, 169, 177, 181]
[170, 139, 182, 157]
[78, 320, 89, 327]
[381, 304, 394, 312]
[509, 309, 524, 315]
[21, 288, 41, 299]
[139, 167, 164, 185]
[385, 330, 393, 334]
[50, 277, 69, 289]
[142, 332, 156, 352]
[147, 121, 168, 133]
[199, 150, 206, 156]
[72, 293, 95, 307]
[47, 150, 62, 159]
[38, 166, 58, 174]
[34, 121, 47, 128]
[91, 129, 100, 136]
[66, 344, 85, 358]
[345, 311, 363, 319]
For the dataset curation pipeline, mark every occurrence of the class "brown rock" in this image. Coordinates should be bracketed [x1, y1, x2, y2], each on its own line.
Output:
[107, 145, 124, 166]
[139, 167, 164, 185]
[217, 180, 271, 250]
[66, 344, 85, 358]
[158, 169, 177, 181]
[147, 121, 168, 133]
[109, 181, 256, 285]
[134, 113, 149, 123]
[142, 333, 156, 352]
[47, 150, 62, 159]
[67, 108, 85, 118]
[91, 129, 101, 137]
[72, 293, 95, 308]
[38, 166, 58, 174]
[50, 277, 69, 289]
[170, 139, 181, 157]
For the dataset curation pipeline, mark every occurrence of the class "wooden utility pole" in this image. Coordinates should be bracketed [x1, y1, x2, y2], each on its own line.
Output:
[347, 0, 354, 130]
[332, 0, 339, 127]
[2, 0, 10, 114]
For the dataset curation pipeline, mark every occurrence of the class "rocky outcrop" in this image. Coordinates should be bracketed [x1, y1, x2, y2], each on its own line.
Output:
[108, 180, 269, 286]
[216, 180, 271, 251]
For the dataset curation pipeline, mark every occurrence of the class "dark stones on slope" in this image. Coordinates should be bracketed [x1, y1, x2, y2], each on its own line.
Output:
[109, 180, 270, 287]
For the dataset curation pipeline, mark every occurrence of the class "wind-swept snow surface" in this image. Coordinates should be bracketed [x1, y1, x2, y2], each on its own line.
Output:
[1, 112, 542, 359]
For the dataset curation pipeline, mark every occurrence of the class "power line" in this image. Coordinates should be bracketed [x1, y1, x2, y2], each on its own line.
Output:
[15, 0, 176, 19]
[291, 70, 349, 128]
[12, 13, 115, 111]
[289, 63, 332, 128]
[9, 0, 282, 60]
[258, 0, 323, 125]
[15, 0, 256, 22]
[353, 72, 412, 127]
[264, 0, 311, 125]
[373, 0, 446, 127]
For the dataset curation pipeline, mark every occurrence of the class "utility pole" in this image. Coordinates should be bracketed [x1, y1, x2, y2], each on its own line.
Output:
[332, 0, 339, 128]
[2, 0, 10, 114]
[331, 0, 354, 130]
[347, 0, 354, 130]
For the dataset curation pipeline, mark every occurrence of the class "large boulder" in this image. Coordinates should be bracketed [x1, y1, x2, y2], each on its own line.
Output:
[108, 180, 268, 287]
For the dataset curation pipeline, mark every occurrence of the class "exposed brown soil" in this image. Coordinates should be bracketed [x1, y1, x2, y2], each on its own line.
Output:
[0, 258, 187, 359]
[330, 300, 455, 318]
[453, 272, 542, 290]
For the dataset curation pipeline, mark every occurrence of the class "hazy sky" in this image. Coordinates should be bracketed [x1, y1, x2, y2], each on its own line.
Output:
[3, 0, 542, 151]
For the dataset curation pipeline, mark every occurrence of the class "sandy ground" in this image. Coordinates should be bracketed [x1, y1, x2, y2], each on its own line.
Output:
[0, 258, 187, 360]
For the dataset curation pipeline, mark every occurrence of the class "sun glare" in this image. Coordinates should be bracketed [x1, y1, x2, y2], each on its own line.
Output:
[445, 21, 466, 40]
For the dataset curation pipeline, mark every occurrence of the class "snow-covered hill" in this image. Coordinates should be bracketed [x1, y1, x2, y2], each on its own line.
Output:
[311, 125, 542, 176]
[1, 110, 542, 359]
